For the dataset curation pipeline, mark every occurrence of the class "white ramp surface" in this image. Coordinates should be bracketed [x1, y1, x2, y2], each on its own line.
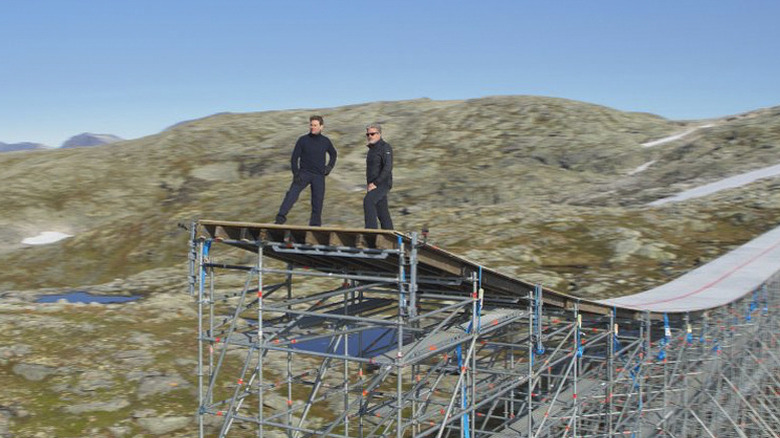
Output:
[596, 225, 780, 312]
[649, 163, 780, 206]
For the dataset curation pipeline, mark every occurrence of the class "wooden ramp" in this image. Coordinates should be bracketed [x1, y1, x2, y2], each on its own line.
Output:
[197, 220, 780, 317]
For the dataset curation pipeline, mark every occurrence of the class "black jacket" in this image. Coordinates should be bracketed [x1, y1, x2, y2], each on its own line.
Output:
[366, 139, 393, 188]
[291, 133, 337, 176]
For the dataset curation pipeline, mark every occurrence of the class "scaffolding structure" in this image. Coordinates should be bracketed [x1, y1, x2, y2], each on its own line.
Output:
[190, 220, 780, 437]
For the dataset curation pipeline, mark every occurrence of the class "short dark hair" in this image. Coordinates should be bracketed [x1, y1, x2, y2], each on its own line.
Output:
[310, 115, 324, 125]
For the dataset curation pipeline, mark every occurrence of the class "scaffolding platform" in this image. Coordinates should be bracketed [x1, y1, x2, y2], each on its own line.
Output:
[191, 220, 780, 438]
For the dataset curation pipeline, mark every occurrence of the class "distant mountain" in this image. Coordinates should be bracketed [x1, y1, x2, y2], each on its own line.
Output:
[0, 141, 48, 152]
[60, 133, 123, 148]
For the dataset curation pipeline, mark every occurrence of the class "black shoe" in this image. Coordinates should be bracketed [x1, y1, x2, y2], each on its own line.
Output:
[274, 215, 286, 225]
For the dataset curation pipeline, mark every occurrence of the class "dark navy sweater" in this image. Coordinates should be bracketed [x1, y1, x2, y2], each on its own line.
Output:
[291, 133, 337, 175]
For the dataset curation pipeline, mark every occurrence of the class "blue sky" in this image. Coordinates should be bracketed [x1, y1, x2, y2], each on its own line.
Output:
[1, 0, 778, 147]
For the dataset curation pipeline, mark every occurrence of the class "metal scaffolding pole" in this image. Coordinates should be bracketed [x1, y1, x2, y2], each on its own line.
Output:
[191, 221, 780, 438]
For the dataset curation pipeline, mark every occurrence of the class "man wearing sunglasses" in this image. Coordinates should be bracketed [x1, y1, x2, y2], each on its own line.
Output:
[274, 115, 338, 226]
[363, 123, 394, 229]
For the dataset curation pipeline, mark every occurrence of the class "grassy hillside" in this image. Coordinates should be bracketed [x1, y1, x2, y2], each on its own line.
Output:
[2, 96, 780, 297]
[2, 96, 780, 436]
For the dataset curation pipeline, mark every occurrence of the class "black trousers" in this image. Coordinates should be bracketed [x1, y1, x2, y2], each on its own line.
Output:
[363, 186, 393, 229]
[276, 171, 326, 226]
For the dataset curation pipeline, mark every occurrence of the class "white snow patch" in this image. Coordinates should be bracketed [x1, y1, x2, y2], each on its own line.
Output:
[642, 124, 714, 148]
[628, 160, 656, 175]
[649, 163, 780, 206]
[22, 231, 73, 245]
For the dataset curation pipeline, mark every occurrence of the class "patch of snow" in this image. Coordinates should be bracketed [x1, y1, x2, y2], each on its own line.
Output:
[649, 163, 780, 206]
[628, 160, 656, 175]
[642, 124, 714, 148]
[21, 231, 73, 245]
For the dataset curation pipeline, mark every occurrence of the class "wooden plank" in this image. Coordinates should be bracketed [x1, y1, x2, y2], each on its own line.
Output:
[579, 301, 611, 316]
[195, 220, 638, 317]
[214, 225, 230, 240]
[544, 294, 568, 309]
[331, 232, 357, 247]
[197, 219, 399, 237]
[416, 249, 464, 276]
[354, 233, 368, 249]
[305, 231, 330, 246]
[375, 234, 398, 250]
[196, 223, 215, 240]
[481, 272, 532, 296]
[239, 227, 260, 242]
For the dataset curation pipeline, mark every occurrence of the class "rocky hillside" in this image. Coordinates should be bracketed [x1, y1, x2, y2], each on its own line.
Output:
[2, 96, 780, 296]
[2, 96, 780, 437]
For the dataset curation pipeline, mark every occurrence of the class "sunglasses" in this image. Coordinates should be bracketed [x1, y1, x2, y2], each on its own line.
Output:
[366, 132, 380, 137]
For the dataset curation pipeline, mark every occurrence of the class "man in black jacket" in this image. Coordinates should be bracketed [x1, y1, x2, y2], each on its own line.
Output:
[363, 123, 393, 229]
[275, 115, 337, 226]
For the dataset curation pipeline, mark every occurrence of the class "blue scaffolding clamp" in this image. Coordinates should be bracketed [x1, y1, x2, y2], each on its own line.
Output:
[686, 321, 693, 344]
[747, 289, 759, 321]
[656, 313, 670, 361]
[200, 239, 212, 285]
